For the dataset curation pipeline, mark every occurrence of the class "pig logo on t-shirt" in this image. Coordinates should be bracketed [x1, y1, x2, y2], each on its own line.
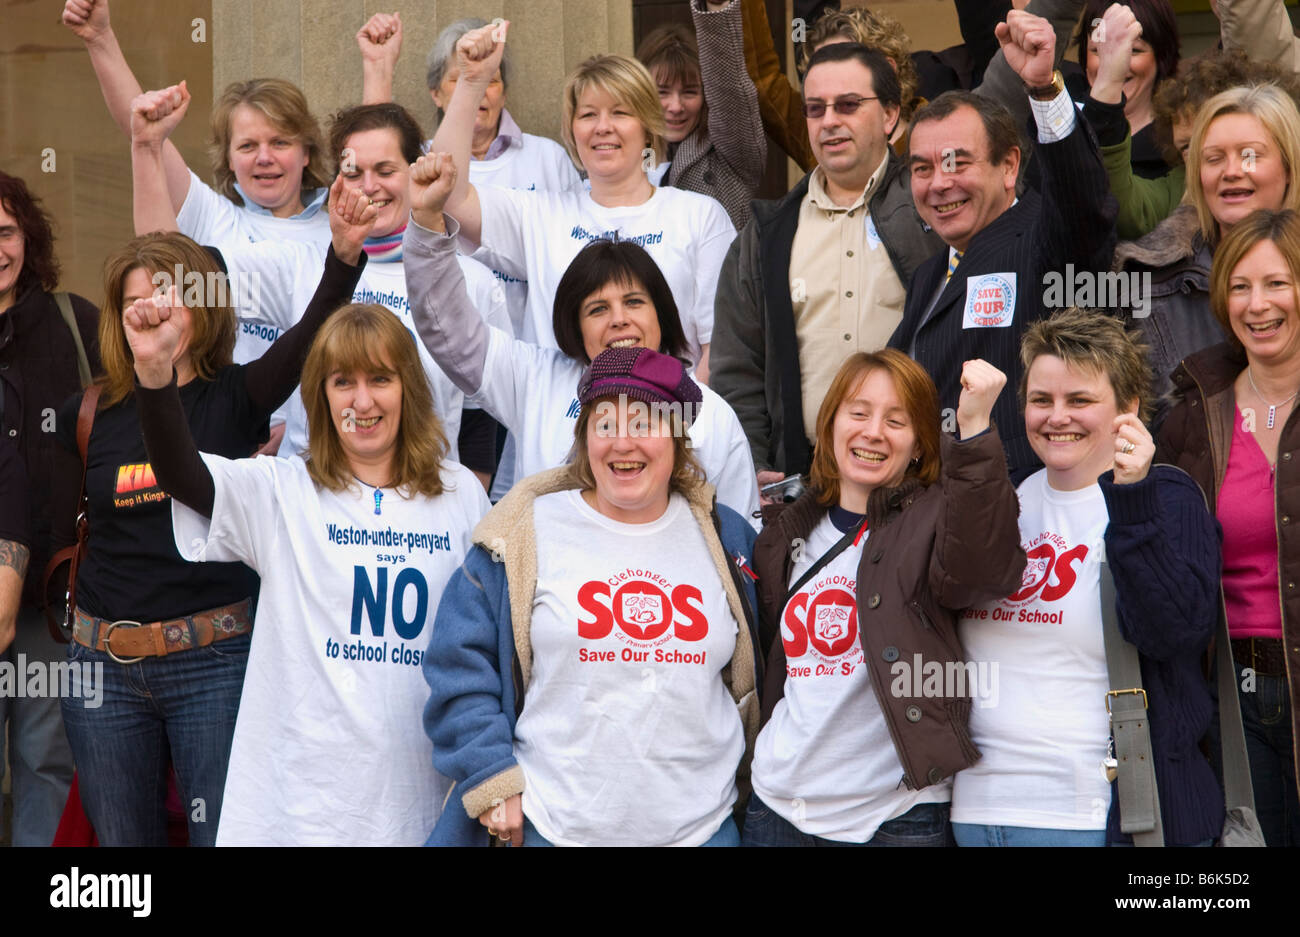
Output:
[784, 583, 860, 664]
[1006, 535, 1088, 604]
[577, 572, 708, 648]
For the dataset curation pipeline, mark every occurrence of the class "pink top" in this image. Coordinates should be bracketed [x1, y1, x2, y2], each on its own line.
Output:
[1218, 407, 1284, 640]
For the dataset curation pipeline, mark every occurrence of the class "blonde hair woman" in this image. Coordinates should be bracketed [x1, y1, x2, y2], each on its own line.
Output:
[428, 21, 735, 382]
[133, 300, 489, 845]
[1115, 82, 1300, 414]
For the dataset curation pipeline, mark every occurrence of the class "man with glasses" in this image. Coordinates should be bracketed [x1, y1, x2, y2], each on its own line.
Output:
[889, 10, 1117, 481]
[712, 42, 941, 497]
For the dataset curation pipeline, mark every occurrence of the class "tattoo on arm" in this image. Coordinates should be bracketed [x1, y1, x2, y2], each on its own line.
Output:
[0, 540, 30, 579]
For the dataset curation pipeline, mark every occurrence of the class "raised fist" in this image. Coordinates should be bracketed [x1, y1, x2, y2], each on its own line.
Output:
[995, 9, 1057, 89]
[956, 358, 1007, 439]
[124, 286, 187, 388]
[130, 82, 191, 148]
[454, 21, 508, 86]
[1111, 412, 1154, 485]
[62, 0, 111, 45]
[409, 152, 458, 227]
[357, 12, 403, 67]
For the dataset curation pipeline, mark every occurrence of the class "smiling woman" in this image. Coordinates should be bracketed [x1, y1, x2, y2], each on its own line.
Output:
[744, 351, 1025, 847]
[953, 307, 1224, 847]
[135, 301, 488, 845]
[423, 346, 760, 846]
[1159, 211, 1300, 846]
[1115, 83, 1300, 418]
[429, 22, 735, 376]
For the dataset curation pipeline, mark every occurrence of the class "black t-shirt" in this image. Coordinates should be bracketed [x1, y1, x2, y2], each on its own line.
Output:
[58, 366, 266, 623]
[0, 438, 30, 547]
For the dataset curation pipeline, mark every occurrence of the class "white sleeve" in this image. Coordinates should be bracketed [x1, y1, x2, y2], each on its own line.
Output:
[172, 453, 282, 573]
[695, 395, 760, 527]
[471, 327, 561, 434]
[219, 239, 322, 331]
[470, 185, 534, 281]
[175, 171, 245, 248]
[689, 200, 738, 348]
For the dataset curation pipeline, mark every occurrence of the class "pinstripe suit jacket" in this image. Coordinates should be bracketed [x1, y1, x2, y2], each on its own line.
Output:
[888, 117, 1118, 480]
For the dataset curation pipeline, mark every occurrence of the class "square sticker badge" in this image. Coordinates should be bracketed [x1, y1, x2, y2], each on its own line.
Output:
[963, 272, 1016, 329]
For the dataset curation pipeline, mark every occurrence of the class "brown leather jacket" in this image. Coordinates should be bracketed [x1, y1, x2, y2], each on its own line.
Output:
[1156, 340, 1300, 781]
[751, 428, 1026, 790]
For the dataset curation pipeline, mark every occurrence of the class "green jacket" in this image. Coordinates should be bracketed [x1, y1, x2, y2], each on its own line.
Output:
[1102, 131, 1186, 241]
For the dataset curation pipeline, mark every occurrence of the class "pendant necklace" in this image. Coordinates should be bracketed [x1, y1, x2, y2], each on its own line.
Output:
[1247, 369, 1299, 430]
[355, 477, 385, 515]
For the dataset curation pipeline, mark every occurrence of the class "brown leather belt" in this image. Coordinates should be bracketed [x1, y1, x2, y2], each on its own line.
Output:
[73, 599, 253, 664]
[1231, 637, 1287, 678]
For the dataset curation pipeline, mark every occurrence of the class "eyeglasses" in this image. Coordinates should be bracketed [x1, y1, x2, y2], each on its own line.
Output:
[801, 95, 878, 119]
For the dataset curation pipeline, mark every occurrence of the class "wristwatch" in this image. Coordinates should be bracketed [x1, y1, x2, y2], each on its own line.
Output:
[1026, 70, 1065, 102]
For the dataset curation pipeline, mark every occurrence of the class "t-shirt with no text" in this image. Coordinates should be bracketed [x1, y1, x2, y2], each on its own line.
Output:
[751, 513, 949, 841]
[515, 489, 744, 845]
[173, 454, 489, 845]
[952, 470, 1112, 830]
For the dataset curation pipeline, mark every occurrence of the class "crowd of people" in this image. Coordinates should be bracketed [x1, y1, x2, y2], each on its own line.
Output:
[0, 0, 1298, 847]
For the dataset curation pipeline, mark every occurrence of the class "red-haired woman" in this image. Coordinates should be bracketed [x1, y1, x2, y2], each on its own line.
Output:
[743, 353, 1025, 846]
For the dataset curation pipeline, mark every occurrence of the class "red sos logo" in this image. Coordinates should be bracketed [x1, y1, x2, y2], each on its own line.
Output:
[576, 580, 708, 642]
[782, 587, 858, 659]
[1009, 542, 1088, 602]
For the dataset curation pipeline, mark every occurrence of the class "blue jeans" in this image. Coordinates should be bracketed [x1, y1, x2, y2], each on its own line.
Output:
[521, 814, 741, 846]
[952, 822, 1106, 847]
[1229, 664, 1300, 847]
[0, 605, 75, 845]
[742, 794, 953, 846]
[60, 631, 249, 846]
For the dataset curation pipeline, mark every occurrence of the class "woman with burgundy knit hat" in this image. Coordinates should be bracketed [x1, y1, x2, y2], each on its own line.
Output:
[424, 345, 762, 846]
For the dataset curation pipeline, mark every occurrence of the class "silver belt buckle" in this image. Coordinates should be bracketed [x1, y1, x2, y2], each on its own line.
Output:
[103, 620, 146, 665]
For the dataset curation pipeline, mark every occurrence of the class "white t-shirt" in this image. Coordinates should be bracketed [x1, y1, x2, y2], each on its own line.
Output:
[514, 489, 744, 845]
[468, 183, 736, 365]
[952, 470, 1112, 831]
[752, 514, 950, 841]
[172, 453, 490, 845]
[434, 132, 582, 342]
[473, 327, 759, 523]
[174, 170, 331, 365]
[219, 239, 510, 460]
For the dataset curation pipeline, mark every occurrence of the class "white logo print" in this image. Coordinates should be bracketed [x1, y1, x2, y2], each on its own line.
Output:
[815, 603, 852, 644]
[621, 593, 664, 626]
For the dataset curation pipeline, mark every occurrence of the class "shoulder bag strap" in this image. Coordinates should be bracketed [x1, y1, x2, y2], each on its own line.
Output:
[1099, 556, 1164, 846]
[53, 292, 93, 390]
[1216, 603, 1264, 833]
[782, 519, 865, 609]
[40, 383, 101, 642]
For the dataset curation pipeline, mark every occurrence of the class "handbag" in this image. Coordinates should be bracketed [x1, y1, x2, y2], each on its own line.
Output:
[1100, 558, 1265, 846]
[41, 383, 100, 643]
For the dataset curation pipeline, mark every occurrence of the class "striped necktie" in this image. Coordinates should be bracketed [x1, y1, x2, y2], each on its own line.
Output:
[945, 250, 963, 282]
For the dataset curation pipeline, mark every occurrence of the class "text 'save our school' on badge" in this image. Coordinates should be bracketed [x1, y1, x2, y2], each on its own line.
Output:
[963, 272, 1016, 329]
